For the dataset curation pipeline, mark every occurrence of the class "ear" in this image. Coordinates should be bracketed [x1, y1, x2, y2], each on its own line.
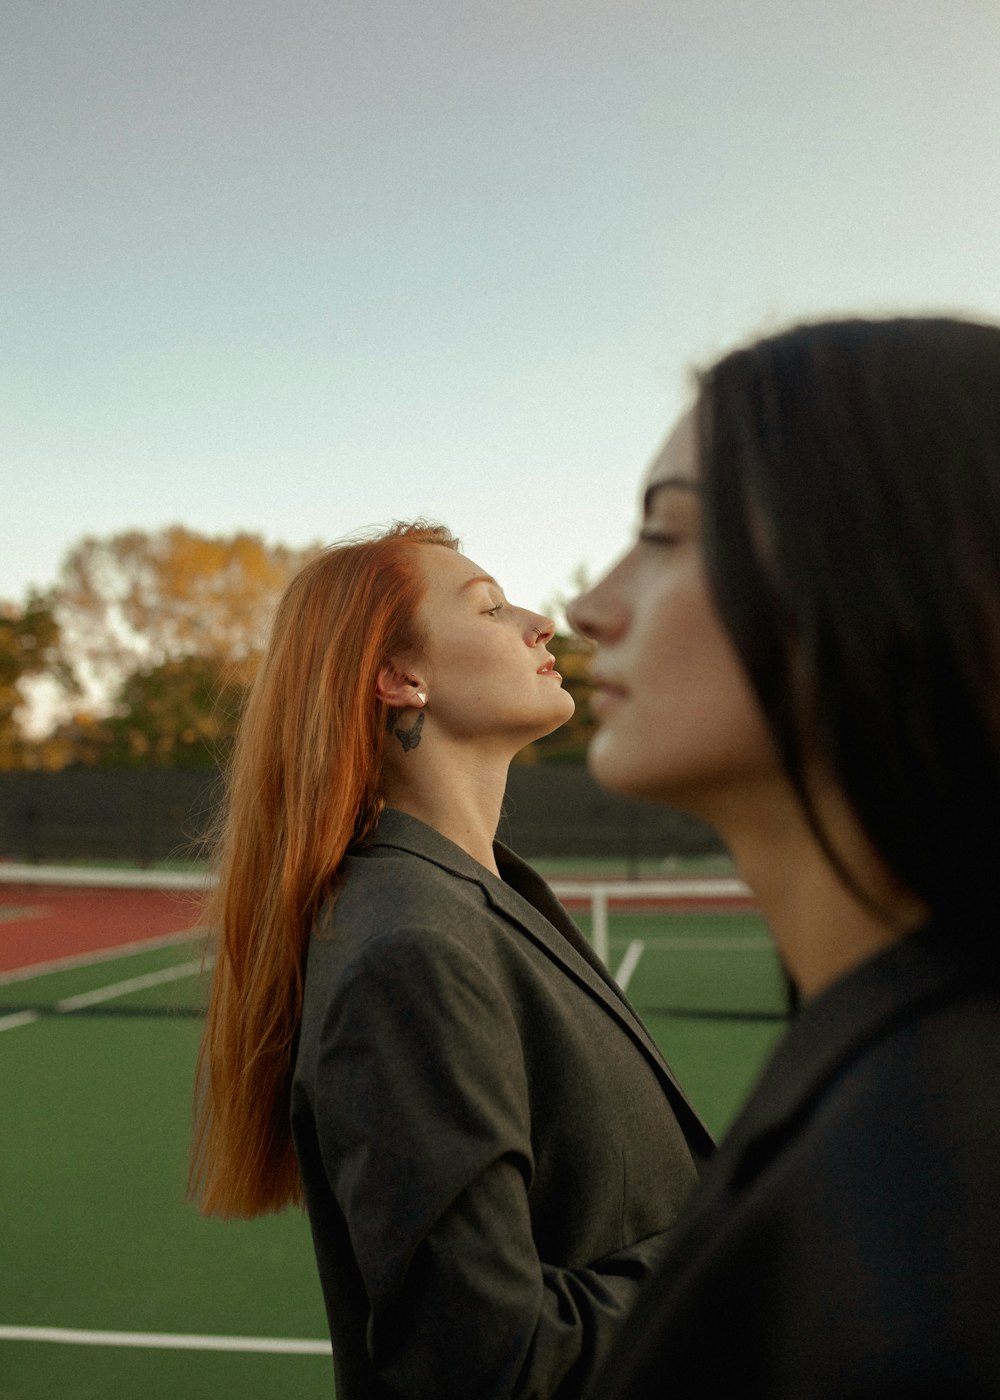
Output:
[375, 661, 427, 709]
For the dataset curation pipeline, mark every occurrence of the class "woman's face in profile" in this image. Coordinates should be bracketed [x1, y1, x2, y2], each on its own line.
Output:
[412, 544, 575, 747]
[568, 411, 776, 818]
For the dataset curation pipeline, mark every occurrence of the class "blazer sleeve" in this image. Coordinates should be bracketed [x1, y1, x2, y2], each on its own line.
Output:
[307, 921, 677, 1400]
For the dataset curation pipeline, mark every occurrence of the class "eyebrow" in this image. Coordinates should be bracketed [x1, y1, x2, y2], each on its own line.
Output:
[643, 478, 699, 513]
[459, 572, 500, 592]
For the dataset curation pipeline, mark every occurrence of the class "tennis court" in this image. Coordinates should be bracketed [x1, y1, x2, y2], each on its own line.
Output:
[1, 868, 785, 1400]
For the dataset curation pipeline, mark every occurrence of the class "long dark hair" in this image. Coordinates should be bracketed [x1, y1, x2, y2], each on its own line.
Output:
[696, 317, 1000, 925]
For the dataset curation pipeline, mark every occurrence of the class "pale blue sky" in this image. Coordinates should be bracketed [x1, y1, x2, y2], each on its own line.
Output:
[4, 0, 1000, 619]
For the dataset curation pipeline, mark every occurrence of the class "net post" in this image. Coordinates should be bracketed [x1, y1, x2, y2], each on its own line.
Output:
[591, 887, 609, 965]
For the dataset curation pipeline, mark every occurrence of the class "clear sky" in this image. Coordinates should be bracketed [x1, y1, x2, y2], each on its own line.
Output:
[4, 0, 1000, 620]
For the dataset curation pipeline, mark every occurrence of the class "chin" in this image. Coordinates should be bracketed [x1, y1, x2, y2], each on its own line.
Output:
[546, 689, 576, 721]
[586, 738, 726, 830]
[586, 729, 665, 802]
[526, 692, 576, 744]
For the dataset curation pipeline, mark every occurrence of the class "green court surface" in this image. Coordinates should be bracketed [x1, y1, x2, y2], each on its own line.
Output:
[1, 906, 785, 1400]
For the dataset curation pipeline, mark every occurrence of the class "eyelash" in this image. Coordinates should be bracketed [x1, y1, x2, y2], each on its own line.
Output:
[486, 602, 504, 617]
[638, 530, 679, 548]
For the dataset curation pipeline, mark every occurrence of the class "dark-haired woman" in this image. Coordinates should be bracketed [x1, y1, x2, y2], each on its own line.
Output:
[191, 523, 711, 1399]
[570, 317, 1000, 1398]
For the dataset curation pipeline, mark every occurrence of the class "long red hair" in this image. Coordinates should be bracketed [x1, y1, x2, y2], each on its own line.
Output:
[190, 522, 458, 1217]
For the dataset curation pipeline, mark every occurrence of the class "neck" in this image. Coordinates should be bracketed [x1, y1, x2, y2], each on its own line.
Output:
[700, 779, 928, 1001]
[381, 741, 512, 877]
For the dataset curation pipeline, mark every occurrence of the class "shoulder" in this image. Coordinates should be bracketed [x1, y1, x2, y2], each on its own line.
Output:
[714, 983, 1000, 1325]
[733, 982, 1000, 1210]
[721, 931, 1000, 1198]
[326, 845, 493, 953]
[625, 987, 1000, 1394]
[301, 847, 509, 1021]
[805, 980, 1000, 1161]
[296, 855, 527, 1103]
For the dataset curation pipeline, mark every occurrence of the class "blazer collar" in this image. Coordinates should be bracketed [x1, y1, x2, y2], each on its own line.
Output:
[365, 807, 648, 1018]
[363, 808, 713, 1152]
[687, 917, 981, 1215]
[362, 809, 623, 998]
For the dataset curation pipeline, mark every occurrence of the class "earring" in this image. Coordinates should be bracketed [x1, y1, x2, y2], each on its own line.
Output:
[416, 691, 427, 706]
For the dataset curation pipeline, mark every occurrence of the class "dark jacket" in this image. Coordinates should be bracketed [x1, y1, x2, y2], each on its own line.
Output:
[290, 809, 712, 1399]
[588, 918, 1000, 1399]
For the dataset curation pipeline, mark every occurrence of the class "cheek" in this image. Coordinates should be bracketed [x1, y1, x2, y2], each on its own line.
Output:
[430, 631, 523, 704]
[629, 583, 706, 691]
[588, 579, 773, 799]
[649, 584, 763, 734]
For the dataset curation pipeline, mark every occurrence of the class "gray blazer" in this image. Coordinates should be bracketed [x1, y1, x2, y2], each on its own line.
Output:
[291, 809, 712, 1400]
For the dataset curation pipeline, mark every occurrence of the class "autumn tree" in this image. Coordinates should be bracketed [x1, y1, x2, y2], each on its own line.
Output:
[0, 593, 68, 768]
[75, 655, 248, 768]
[57, 526, 319, 692]
[52, 527, 318, 768]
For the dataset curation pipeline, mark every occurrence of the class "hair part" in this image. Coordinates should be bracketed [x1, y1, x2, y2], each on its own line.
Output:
[190, 520, 458, 1217]
[696, 316, 1000, 927]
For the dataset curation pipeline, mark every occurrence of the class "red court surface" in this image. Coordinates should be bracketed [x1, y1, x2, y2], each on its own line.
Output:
[0, 884, 202, 975]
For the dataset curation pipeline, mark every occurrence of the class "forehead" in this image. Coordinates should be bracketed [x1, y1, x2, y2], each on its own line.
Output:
[642, 407, 698, 507]
[418, 545, 495, 597]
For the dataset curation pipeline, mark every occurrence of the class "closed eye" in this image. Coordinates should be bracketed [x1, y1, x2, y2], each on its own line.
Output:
[638, 530, 680, 548]
[485, 602, 504, 617]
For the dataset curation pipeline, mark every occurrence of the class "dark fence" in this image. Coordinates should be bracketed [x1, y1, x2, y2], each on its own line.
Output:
[0, 770, 222, 867]
[0, 767, 722, 866]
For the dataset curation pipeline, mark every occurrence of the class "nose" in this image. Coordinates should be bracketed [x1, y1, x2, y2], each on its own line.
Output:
[525, 612, 555, 646]
[565, 586, 598, 639]
[567, 571, 620, 642]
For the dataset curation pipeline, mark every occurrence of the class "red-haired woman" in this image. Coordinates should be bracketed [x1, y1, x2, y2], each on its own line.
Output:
[191, 522, 711, 1400]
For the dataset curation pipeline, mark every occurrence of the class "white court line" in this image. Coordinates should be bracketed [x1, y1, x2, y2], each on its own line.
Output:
[0, 864, 210, 890]
[551, 878, 750, 899]
[612, 935, 772, 951]
[0, 1009, 40, 1032]
[0, 905, 46, 923]
[614, 939, 645, 994]
[0, 958, 212, 1033]
[0, 927, 207, 987]
[55, 959, 209, 1012]
[0, 1325, 331, 1355]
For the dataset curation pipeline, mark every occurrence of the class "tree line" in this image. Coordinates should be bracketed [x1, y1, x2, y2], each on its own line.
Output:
[1, 527, 595, 771]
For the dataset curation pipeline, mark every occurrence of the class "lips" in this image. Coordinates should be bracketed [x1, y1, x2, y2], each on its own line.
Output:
[589, 676, 628, 716]
[537, 655, 562, 679]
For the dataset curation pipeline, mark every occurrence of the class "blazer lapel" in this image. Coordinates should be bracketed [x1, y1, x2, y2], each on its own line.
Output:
[486, 846, 712, 1151]
[365, 809, 713, 1154]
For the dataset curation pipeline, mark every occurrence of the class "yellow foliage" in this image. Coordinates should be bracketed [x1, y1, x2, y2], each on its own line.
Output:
[57, 527, 321, 687]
